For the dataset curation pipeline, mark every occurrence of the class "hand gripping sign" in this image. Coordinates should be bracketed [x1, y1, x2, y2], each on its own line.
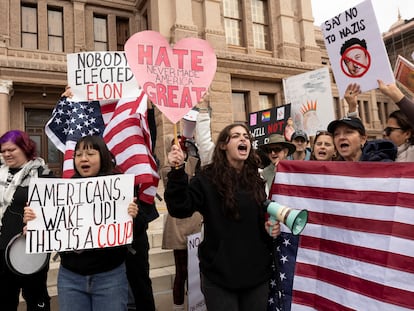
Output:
[125, 31, 217, 124]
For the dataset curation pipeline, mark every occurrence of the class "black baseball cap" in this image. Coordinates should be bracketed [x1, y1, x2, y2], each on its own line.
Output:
[291, 130, 309, 142]
[327, 117, 366, 135]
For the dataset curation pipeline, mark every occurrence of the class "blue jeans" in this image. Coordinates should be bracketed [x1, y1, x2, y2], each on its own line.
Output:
[58, 263, 128, 311]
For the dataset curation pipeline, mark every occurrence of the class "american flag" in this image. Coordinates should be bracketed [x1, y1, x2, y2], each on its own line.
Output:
[267, 161, 414, 311]
[45, 91, 159, 204]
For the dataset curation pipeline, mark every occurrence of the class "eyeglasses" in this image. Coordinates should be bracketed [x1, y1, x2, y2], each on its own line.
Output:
[383, 127, 402, 136]
[266, 146, 283, 153]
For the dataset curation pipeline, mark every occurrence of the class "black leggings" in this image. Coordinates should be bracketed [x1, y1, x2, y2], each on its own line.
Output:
[0, 250, 50, 311]
[173, 249, 188, 305]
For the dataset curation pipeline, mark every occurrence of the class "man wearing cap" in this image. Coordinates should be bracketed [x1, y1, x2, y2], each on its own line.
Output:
[287, 130, 311, 161]
[258, 134, 295, 193]
[327, 116, 397, 162]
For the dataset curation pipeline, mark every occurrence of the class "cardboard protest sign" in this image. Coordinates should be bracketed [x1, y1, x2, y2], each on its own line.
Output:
[283, 67, 335, 137]
[321, 0, 394, 98]
[67, 51, 141, 101]
[248, 104, 291, 149]
[394, 55, 414, 95]
[124, 31, 217, 124]
[26, 174, 134, 253]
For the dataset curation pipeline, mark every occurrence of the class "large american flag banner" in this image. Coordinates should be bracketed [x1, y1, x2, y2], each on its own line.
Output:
[45, 90, 159, 204]
[267, 161, 414, 311]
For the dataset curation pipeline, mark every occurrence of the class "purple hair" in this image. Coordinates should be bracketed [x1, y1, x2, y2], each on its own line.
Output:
[0, 130, 37, 160]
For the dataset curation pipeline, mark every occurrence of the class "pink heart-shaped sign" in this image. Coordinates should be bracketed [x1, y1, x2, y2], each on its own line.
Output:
[125, 31, 217, 124]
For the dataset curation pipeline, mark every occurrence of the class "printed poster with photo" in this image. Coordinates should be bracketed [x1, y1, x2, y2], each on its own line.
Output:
[320, 0, 394, 98]
[394, 55, 414, 96]
[283, 67, 335, 137]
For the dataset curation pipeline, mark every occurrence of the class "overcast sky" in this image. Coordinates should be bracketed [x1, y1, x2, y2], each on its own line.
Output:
[311, 0, 414, 33]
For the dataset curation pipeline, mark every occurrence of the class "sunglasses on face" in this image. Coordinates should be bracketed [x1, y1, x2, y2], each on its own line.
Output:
[267, 146, 284, 153]
[383, 127, 402, 136]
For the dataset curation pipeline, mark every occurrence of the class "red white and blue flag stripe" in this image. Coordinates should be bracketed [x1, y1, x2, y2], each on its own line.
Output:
[45, 90, 159, 204]
[268, 161, 414, 311]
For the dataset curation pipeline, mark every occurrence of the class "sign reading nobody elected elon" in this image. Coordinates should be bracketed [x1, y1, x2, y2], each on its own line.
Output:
[26, 174, 134, 254]
[125, 31, 217, 124]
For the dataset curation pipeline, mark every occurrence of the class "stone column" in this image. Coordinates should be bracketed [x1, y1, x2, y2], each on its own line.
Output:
[370, 89, 381, 129]
[171, 0, 198, 42]
[73, 1, 86, 52]
[202, 0, 226, 50]
[273, 1, 301, 61]
[0, 80, 13, 135]
[298, 0, 321, 63]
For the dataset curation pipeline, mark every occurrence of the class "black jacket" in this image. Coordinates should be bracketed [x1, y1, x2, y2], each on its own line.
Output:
[165, 167, 272, 290]
[0, 166, 53, 250]
[360, 139, 397, 162]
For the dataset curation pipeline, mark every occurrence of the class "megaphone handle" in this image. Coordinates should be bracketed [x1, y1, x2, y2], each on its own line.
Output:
[268, 215, 277, 236]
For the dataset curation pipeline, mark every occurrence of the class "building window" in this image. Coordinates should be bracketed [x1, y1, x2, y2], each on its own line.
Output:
[116, 17, 130, 51]
[363, 100, 370, 123]
[141, 10, 149, 31]
[378, 101, 390, 125]
[334, 97, 341, 119]
[259, 93, 274, 110]
[25, 109, 63, 177]
[223, 0, 243, 46]
[251, 0, 269, 50]
[48, 7, 64, 52]
[21, 4, 38, 49]
[94, 15, 108, 51]
[384, 101, 390, 120]
[232, 92, 248, 123]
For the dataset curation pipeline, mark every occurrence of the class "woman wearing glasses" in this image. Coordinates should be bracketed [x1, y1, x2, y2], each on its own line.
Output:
[258, 134, 295, 193]
[383, 111, 414, 162]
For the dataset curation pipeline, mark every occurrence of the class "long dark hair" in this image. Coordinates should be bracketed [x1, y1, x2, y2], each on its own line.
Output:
[72, 136, 120, 177]
[389, 110, 414, 145]
[203, 123, 266, 219]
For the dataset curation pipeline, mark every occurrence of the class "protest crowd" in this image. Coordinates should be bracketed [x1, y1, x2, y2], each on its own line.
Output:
[1, 1, 414, 310]
[1, 76, 413, 310]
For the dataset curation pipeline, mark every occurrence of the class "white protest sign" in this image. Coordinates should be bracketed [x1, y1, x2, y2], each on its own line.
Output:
[321, 0, 394, 98]
[67, 51, 141, 101]
[26, 174, 134, 253]
[283, 67, 335, 137]
[187, 232, 206, 311]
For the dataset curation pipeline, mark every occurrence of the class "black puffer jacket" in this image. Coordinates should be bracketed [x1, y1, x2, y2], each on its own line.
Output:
[360, 139, 397, 162]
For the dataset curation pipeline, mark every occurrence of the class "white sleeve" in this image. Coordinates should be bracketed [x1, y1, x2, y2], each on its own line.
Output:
[195, 111, 215, 167]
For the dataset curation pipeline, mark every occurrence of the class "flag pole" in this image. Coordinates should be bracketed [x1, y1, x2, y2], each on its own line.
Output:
[173, 123, 180, 169]
[174, 123, 179, 146]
